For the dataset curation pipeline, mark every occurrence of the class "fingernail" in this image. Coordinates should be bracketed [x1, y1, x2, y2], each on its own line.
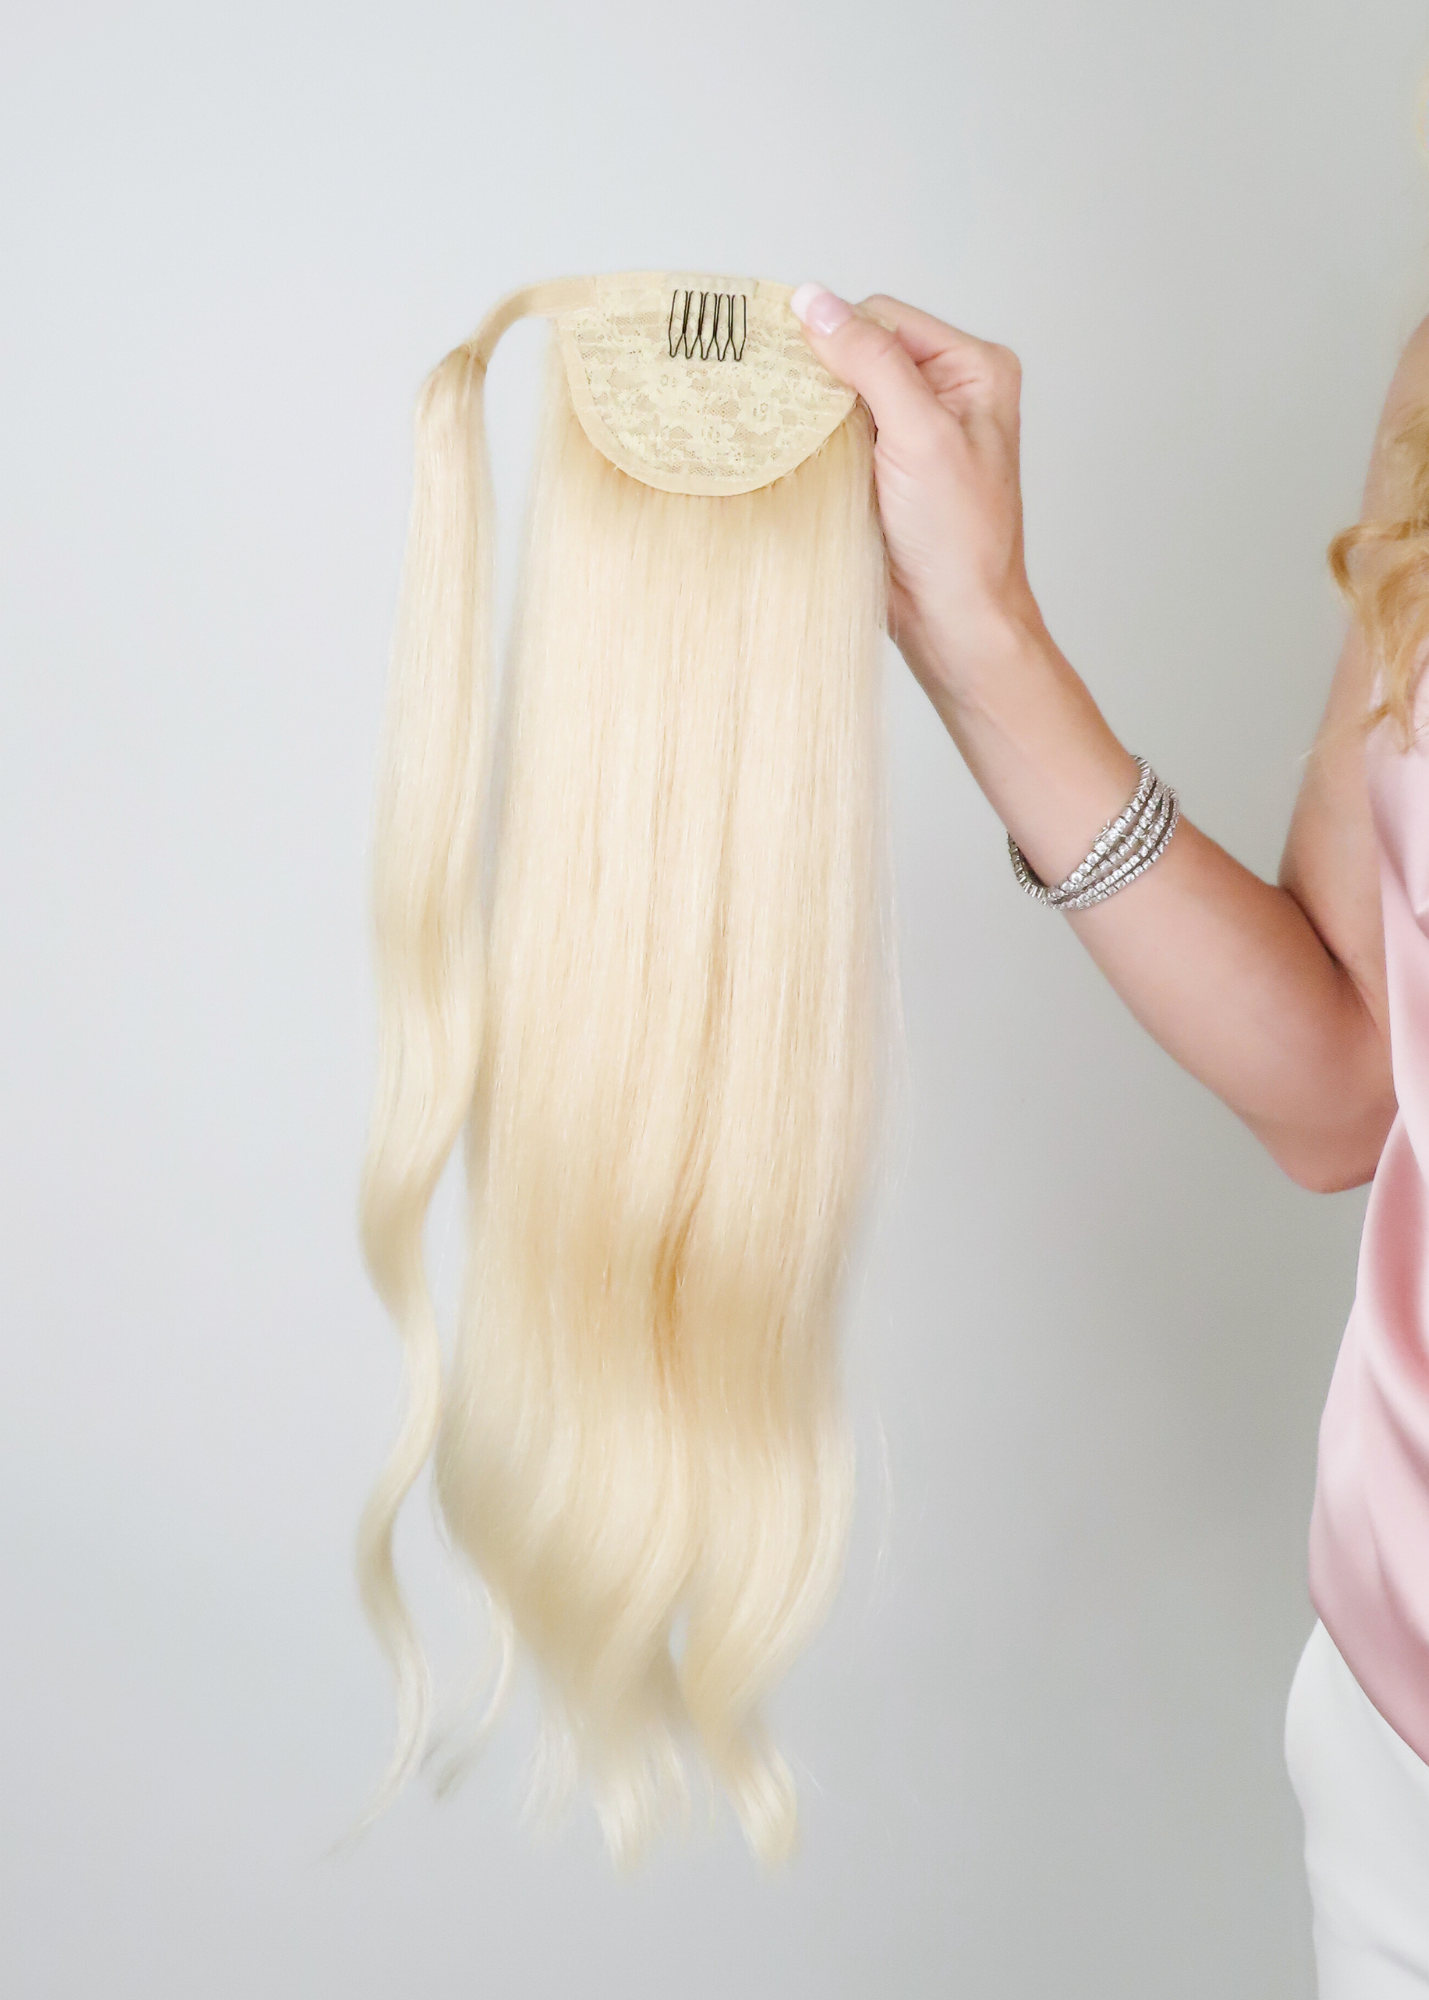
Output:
[790, 282, 853, 335]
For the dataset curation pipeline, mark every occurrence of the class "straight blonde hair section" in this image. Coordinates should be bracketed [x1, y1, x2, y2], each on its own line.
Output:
[359, 317, 892, 1868]
[358, 339, 491, 1813]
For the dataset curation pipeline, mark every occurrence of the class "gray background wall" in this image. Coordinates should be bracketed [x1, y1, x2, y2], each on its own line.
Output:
[4, 3, 1429, 1994]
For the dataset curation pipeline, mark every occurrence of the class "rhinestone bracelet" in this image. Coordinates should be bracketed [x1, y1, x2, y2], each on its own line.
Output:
[1008, 757, 1181, 912]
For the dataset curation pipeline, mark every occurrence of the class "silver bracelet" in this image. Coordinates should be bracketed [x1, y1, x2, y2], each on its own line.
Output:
[1008, 756, 1180, 911]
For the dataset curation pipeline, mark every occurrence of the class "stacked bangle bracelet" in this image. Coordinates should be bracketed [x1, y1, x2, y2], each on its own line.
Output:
[1008, 756, 1180, 911]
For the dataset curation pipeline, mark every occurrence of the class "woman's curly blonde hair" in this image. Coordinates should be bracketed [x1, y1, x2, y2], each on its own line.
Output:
[1326, 70, 1429, 747]
[1330, 398, 1429, 747]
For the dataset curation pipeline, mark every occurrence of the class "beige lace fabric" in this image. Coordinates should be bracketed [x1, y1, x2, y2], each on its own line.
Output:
[469, 272, 859, 496]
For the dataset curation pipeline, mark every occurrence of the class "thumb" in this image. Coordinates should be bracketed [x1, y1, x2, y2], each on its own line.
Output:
[789, 282, 941, 444]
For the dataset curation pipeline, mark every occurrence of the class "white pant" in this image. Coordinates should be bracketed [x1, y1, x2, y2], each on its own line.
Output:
[1284, 1619, 1429, 1997]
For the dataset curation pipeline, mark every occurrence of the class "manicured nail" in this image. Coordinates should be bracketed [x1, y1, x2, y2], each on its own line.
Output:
[790, 283, 853, 335]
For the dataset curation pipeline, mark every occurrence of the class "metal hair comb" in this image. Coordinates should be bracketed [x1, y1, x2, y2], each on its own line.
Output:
[667, 289, 748, 362]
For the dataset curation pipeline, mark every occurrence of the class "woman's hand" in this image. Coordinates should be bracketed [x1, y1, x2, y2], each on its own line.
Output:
[790, 283, 1045, 695]
[789, 279, 1398, 1194]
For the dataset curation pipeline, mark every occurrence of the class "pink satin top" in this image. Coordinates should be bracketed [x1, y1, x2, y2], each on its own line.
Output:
[1308, 699, 1429, 1767]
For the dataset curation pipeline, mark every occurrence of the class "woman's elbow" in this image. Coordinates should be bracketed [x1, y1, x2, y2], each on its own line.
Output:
[1256, 1097, 1398, 1194]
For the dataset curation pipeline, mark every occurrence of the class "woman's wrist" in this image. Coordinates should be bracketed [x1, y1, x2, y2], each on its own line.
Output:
[903, 596, 1144, 889]
[898, 584, 1052, 712]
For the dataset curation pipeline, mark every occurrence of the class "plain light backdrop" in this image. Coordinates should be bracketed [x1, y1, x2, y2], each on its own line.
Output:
[4, 3, 1429, 1995]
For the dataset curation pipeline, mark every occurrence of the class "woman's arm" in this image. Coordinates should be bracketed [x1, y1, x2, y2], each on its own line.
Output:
[790, 284, 1416, 1192]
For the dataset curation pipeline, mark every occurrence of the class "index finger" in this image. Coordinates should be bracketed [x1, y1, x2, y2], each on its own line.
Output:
[788, 286, 946, 442]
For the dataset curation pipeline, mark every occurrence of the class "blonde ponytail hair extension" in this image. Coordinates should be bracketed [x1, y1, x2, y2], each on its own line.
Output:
[357, 274, 893, 1866]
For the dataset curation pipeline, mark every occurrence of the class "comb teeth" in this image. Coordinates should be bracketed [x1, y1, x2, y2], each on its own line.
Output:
[667, 289, 747, 361]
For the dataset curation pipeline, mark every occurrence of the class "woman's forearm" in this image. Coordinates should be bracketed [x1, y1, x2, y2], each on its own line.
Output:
[785, 285, 1397, 1188]
[922, 605, 1397, 1192]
